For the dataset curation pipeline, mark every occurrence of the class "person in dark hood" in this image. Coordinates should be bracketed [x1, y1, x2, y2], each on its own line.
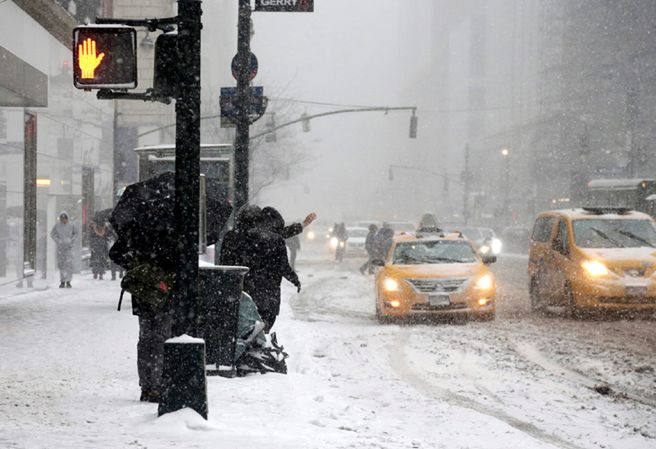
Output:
[222, 206, 300, 332]
[359, 224, 378, 275]
[262, 207, 317, 240]
[219, 205, 263, 266]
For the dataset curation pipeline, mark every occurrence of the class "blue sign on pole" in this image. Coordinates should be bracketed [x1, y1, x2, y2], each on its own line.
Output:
[220, 86, 267, 127]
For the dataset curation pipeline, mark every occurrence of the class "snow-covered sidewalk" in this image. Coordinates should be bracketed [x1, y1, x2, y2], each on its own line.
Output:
[0, 261, 654, 449]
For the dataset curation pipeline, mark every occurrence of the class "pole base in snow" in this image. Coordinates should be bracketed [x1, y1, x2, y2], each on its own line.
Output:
[158, 336, 208, 420]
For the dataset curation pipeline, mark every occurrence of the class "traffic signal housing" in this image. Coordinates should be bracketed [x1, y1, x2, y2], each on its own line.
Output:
[73, 25, 137, 89]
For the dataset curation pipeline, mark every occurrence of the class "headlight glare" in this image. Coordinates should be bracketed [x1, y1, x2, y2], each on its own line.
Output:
[475, 274, 493, 290]
[383, 277, 400, 292]
[582, 260, 609, 277]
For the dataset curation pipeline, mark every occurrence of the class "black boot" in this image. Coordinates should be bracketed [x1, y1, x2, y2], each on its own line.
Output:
[59, 282, 65, 288]
[65, 282, 72, 288]
[140, 390, 161, 403]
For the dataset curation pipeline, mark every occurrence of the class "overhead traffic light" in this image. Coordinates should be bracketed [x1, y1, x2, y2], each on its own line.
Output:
[73, 26, 137, 89]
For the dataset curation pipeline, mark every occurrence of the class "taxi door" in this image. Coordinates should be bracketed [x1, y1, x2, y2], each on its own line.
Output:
[529, 215, 559, 301]
[547, 219, 571, 303]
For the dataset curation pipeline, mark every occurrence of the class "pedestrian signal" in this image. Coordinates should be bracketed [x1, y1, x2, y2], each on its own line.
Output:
[73, 26, 137, 89]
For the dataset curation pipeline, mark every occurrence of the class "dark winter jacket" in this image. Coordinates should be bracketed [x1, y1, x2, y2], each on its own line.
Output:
[372, 228, 395, 261]
[364, 229, 377, 255]
[219, 205, 262, 266]
[240, 225, 299, 315]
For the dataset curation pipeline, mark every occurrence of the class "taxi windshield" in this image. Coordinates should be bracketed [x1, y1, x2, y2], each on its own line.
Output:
[572, 219, 656, 248]
[392, 240, 477, 264]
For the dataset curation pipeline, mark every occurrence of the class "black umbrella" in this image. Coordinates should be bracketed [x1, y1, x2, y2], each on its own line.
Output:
[109, 172, 232, 271]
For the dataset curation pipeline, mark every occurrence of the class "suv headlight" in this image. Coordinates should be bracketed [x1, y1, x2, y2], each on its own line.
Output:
[491, 238, 502, 255]
[383, 277, 400, 292]
[475, 274, 493, 290]
[581, 260, 609, 277]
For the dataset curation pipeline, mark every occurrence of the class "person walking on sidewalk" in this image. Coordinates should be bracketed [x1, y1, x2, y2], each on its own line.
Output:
[50, 212, 77, 288]
[89, 218, 109, 280]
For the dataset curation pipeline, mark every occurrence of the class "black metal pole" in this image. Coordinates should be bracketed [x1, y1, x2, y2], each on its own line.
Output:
[171, 0, 202, 337]
[234, 0, 252, 212]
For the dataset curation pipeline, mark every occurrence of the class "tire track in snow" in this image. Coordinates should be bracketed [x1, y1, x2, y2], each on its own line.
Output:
[512, 340, 656, 409]
[388, 331, 586, 449]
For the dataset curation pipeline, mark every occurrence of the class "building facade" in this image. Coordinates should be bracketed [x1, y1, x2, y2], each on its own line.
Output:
[0, 0, 114, 287]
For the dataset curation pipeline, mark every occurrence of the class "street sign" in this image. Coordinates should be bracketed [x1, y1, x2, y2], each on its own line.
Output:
[220, 86, 268, 127]
[72, 25, 137, 89]
[231, 52, 258, 81]
[254, 0, 314, 12]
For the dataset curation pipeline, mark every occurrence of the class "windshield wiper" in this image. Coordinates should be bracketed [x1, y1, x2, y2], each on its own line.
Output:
[616, 229, 655, 248]
[429, 257, 462, 263]
[590, 227, 625, 247]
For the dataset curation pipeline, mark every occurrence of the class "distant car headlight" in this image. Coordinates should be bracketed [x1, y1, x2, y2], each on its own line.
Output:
[307, 230, 315, 240]
[330, 237, 339, 249]
[475, 274, 493, 290]
[339, 241, 345, 248]
[383, 277, 400, 292]
[582, 260, 609, 277]
[490, 238, 502, 255]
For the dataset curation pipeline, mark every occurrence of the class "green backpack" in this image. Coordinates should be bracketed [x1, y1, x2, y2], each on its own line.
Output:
[117, 264, 174, 312]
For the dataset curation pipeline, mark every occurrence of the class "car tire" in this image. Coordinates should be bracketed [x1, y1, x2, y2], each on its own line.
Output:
[564, 282, 580, 319]
[529, 276, 544, 314]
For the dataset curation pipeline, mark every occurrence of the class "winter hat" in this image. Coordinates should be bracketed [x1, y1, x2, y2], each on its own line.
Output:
[59, 212, 69, 220]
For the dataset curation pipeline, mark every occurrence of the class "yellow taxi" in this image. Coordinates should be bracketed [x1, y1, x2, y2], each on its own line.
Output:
[528, 207, 656, 315]
[373, 233, 497, 322]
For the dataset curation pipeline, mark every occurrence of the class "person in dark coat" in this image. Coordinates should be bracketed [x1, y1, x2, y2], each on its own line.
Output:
[372, 223, 395, 262]
[222, 206, 300, 332]
[333, 223, 348, 262]
[89, 219, 110, 279]
[359, 224, 378, 275]
[50, 212, 77, 288]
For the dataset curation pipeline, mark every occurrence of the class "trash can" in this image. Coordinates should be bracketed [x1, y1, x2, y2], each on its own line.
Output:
[197, 265, 249, 374]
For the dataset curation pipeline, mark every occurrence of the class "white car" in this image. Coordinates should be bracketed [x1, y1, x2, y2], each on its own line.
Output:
[345, 226, 369, 255]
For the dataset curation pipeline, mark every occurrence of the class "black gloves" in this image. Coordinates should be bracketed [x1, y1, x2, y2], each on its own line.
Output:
[294, 280, 301, 293]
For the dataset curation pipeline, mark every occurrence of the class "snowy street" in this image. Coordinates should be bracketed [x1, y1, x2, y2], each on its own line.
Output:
[1, 253, 655, 449]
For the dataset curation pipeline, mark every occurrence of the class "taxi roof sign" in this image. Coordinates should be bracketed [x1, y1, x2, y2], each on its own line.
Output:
[73, 25, 137, 89]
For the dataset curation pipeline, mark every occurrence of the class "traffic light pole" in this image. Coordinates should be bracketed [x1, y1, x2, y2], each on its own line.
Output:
[171, 0, 202, 337]
[234, 0, 252, 212]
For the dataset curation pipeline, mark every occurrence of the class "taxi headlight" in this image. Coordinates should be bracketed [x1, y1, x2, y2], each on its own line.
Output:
[475, 274, 493, 290]
[383, 277, 400, 292]
[307, 230, 315, 240]
[479, 244, 491, 255]
[581, 260, 609, 277]
[330, 237, 339, 249]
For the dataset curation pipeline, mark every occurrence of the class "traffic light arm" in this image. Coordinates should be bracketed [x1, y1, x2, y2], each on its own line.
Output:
[136, 105, 418, 139]
[389, 164, 464, 186]
[95, 16, 177, 32]
[250, 106, 417, 140]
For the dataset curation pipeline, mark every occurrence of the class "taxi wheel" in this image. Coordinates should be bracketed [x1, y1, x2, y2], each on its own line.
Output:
[529, 277, 544, 313]
[564, 283, 581, 319]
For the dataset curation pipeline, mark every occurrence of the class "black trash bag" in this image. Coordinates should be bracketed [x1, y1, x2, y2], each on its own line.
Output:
[236, 332, 288, 376]
[109, 172, 232, 271]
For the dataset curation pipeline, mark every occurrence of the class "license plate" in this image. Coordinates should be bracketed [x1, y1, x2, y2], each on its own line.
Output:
[626, 286, 647, 297]
[429, 294, 450, 306]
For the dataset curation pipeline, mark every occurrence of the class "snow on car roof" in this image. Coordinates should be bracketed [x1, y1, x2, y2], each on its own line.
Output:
[539, 208, 653, 221]
[393, 232, 466, 243]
